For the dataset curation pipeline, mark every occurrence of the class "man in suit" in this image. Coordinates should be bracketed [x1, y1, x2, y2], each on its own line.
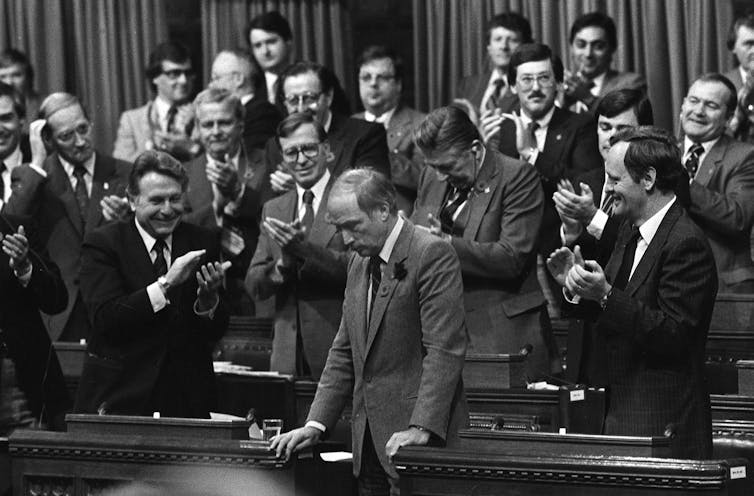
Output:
[113, 42, 199, 162]
[245, 113, 347, 378]
[0, 49, 41, 134]
[353, 45, 426, 215]
[5, 92, 131, 341]
[456, 12, 533, 124]
[0, 82, 31, 208]
[184, 88, 273, 314]
[679, 73, 754, 293]
[209, 49, 282, 153]
[548, 126, 717, 459]
[271, 168, 468, 494]
[246, 11, 293, 105]
[412, 106, 556, 379]
[0, 214, 69, 432]
[264, 61, 390, 194]
[724, 12, 754, 93]
[563, 13, 646, 114]
[74, 151, 229, 418]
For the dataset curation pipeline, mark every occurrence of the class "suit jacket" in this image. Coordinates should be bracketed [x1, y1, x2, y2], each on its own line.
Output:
[0, 214, 70, 427]
[412, 150, 554, 378]
[353, 105, 426, 214]
[243, 94, 283, 152]
[245, 181, 348, 378]
[586, 201, 717, 459]
[112, 101, 193, 162]
[307, 220, 468, 477]
[687, 134, 754, 291]
[456, 70, 519, 116]
[264, 113, 391, 183]
[724, 68, 744, 93]
[499, 107, 603, 256]
[184, 152, 272, 313]
[5, 153, 131, 340]
[74, 220, 229, 417]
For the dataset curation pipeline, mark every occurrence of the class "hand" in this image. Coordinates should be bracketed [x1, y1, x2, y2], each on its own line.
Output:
[553, 180, 598, 225]
[415, 213, 449, 241]
[195, 261, 226, 311]
[565, 258, 610, 301]
[29, 119, 48, 168]
[546, 245, 584, 287]
[2, 225, 30, 272]
[153, 130, 199, 161]
[385, 427, 431, 461]
[479, 109, 504, 143]
[100, 195, 130, 221]
[206, 158, 241, 199]
[270, 168, 296, 193]
[164, 249, 206, 288]
[262, 217, 306, 251]
[501, 112, 537, 159]
[563, 69, 595, 104]
[270, 426, 322, 461]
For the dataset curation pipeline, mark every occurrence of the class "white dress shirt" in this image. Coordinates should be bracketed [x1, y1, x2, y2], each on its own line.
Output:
[265, 72, 278, 104]
[60, 153, 96, 196]
[519, 106, 556, 164]
[295, 169, 330, 222]
[1, 145, 22, 202]
[682, 135, 720, 182]
[363, 106, 396, 129]
[134, 217, 173, 313]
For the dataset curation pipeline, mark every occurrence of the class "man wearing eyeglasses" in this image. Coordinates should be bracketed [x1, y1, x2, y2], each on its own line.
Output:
[113, 42, 200, 163]
[5, 92, 131, 341]
[246, 112, 347, 377]
[264, 61, 390, 195]
[353, 45, 425, 216]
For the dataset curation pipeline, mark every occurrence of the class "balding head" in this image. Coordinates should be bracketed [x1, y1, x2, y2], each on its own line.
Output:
[210, 49, 262, 98]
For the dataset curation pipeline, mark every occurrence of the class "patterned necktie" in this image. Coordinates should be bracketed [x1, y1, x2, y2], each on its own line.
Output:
[301, 190, 315, 234]
[487, 78, 506, 110]
[439, 186, 470, 235]
[684, 142, 704, 179]
[613, 226, 641, 290]
[153, 239, 168, 277]
[166, 105, 178, 133]
[527, 121, 540, 149]
[72, 165, 89, 224]
[600, 192, 615, 216]
[368, 256, 382, 321]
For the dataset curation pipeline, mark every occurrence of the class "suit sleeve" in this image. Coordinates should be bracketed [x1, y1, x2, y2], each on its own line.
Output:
[564, 118, 602, 180]
[245, 203, 281, 300]
[354, 123, 391, 179]
[243, 103, 283, 151]
[450, 162, 544, 280]
[112, 111, 139, 162]
[23, 220, 68, 314]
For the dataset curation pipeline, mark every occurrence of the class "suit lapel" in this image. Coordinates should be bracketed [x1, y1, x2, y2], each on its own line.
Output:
[188, 156, 213, 206]
[605, 219, 631, 284]
[463, 151, 498, 240]
[326, 114, 348, 176]
[695, 136, 727, 188]
[47, 155, 84, 237]
[86, 154, 113, 230]
[537, 108, 569, 177]
[307, 179, 337, 247]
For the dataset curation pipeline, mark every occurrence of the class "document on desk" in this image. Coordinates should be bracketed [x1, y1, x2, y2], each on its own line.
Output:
[320, 452, 353, 462]
[213, 362, 290, 377]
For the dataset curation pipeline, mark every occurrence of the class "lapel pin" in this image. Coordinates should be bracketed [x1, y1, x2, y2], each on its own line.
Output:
[380, 285, 390, 296]
[556, 134, 562, 141]
[104, 182, 109, 190]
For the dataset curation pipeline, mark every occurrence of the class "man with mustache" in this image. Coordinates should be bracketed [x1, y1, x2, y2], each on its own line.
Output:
[724, 12, 754, 93]
[183, 88, 273, 314]
[74, 150, 229, 417]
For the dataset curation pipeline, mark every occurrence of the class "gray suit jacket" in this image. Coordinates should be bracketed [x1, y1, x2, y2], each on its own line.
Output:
[724, 67, 744, 93]
[307, 220, 468, 477]
[112, 101, 193, 162]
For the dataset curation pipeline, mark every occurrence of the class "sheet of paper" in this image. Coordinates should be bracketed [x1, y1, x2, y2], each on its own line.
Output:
[320, 452, 353, 462]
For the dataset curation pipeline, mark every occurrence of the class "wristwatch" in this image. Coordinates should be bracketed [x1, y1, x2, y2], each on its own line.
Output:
[599, 287, 613, 310]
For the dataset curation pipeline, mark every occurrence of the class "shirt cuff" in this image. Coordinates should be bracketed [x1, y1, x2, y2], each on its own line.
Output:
[586, 209, 608, 240]
[305, 420, 326, 433]
[560, 223, 583, 246]
[526, 149, 539, 165]
[224, 182, 246, 216]
[16, 263, 32, 287]
[194, 294, 218, 319]
[147, 281, 169, 312]
[562, 287, 581, 305]
[29, 163, 47, 177]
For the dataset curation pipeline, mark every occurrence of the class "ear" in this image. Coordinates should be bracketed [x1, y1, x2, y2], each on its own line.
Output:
[322, 141, 334, 161]
[642, 167, 657, 191]
[323, 88, 334, 110]
[470, 139, 482, 154]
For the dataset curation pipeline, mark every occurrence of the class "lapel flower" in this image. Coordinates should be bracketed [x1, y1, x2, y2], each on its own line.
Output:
[392, 261, 407, 281]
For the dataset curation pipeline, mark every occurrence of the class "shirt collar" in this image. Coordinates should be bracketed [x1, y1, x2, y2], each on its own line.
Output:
[683, 135, 721, 155]
[134, 216, 173, 257]
[520, 106, 555, 129]
[322, 111, 333, 133]
[638, 196, 676, 245]
[589, 71, 607, 96]
[59, 152, 96, 178]
[740, 66, 749, 86]
[487, 68, 507, 86]
[295, 168, 331, 206]
[363, 106, 397, 128]
[240, 93, 254, 105]
[377, 216, 404, 264]
[154, 96, 173, 121]
[2, 146, 22, 170]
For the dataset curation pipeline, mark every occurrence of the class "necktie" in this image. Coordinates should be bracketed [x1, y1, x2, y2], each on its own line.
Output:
[613, 226, 641, 290]
[439, 186, 470, 235]
[600, 192, 615, 216]
[487, 78, 506, 110]
[166, 105, 178, 133]
[684, 142, 704, 179]
[72, 165, 89, 224]
[527, 121, 540, 149]
[368, 256, 382, 321]
[153, 239, 168, 277]
[301, 190, 315, 234]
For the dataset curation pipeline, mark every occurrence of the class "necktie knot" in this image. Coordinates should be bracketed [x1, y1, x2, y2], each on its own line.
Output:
[152, 239, 168, 277]
[303, 189, 314, 205]
[684, 142, 704, 178]
[689, 142, 704, 157]
[153, 238, 167, 254]
[73, 165, 87, 179]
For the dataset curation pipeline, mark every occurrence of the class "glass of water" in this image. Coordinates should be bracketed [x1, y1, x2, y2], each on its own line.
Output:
[262, 418, 283, 441]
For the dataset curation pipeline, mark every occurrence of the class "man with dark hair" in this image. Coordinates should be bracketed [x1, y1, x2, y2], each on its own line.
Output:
[271, 167, 467, 495]
[548, 126, 717, 459]
[74, 150, 229, 417]
[246, 113, 347, 377]
[209, 49, 282, 153]
[184, 88, 272, 314]
[5, 92, 131, 341]
[113, 41, 199, 162]
[457, 12, 533, 121]
[264, 60, 390, 194]
[725, 12, 754, 92]
[563, 12, 646, 113]
[0, 48, 40, 132]
[0, 82, 31, 207]
[680, 73, 754, 293]
[353, 45, 425, 214]
[247, 11, 293, 104]
[411, 106, 556, 379]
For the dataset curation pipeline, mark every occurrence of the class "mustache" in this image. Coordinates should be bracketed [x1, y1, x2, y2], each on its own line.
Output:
[528, 91, 546, 99]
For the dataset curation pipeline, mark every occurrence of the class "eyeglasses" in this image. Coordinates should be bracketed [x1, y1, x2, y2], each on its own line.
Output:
[210, 71, 239, 82]
[358, 73, 396, 85]
[162, 68, 195, 80]
[284, 92, 322, 108]
[516, 74, 555, 91]
[55, 122, 91, 143]
[281, 143, 321, 163]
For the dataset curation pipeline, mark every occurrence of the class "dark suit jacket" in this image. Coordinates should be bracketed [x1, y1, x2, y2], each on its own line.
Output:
[74, 220, 229, 418]
[5, 153, 131, 340]
[243, 94, 283, 152]
[456, 70, 519, 116]
[583, 201, 717, 459]
[353, 105, 426, 214]
[264, 113, 391, 183]
[412, 150, 554, 378]
[724, 68, 744, 93]
[245, 181, 348, 378]
[0, 214, 69, 427]
[307, 220, 468, 478]
[569, 69, 647, 113]
[499, 107, 603, 256]
[184, 152, 272, 313]
[687, 135, 754, 292]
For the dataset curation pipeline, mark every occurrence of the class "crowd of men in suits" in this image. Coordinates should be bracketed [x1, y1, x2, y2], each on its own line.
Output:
[0, 8, 754, 495]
